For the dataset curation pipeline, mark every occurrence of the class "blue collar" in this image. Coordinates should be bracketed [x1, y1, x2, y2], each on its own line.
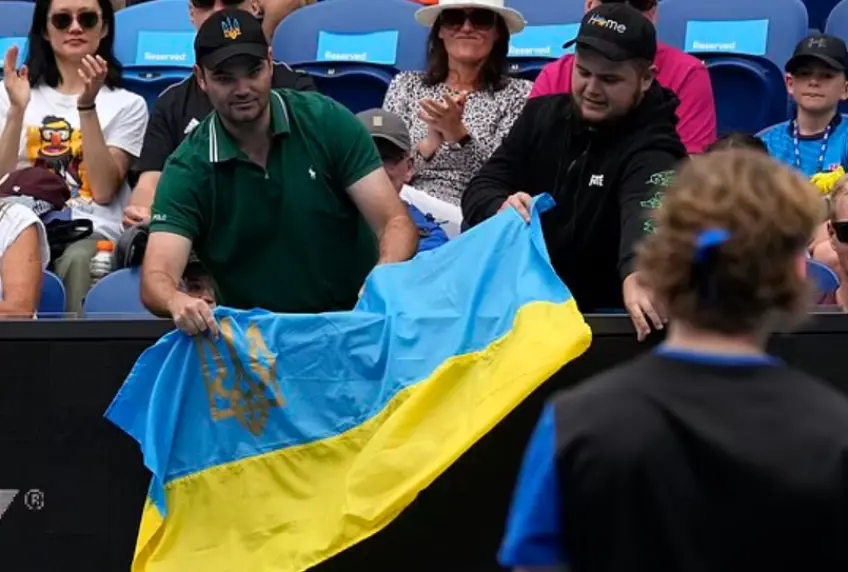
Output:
[655, 345, 780, 367]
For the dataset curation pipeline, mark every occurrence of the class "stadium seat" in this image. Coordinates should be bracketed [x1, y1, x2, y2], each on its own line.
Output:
[807, 258, 841, 296]
[505, 0, 584, 80]
[0, 1, 34, 77]
[83, 268, 155, 317]
[810, 0, 840, 30]
[38, 271, 66, 316]
[114, 0, 195, 108]
[272, 0, 429, 113]
[658, 0, 808, 135]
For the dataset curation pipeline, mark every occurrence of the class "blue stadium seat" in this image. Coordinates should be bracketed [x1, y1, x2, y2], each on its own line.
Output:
[807, 258, 841, 296]
[38, 271, 66, 316]
[272, 0, 429, 113]
[83, 268, 154, 317]
[658, 0, 808, 135]
[505, 0, 584, 80]
[0, 1, 34, 77]
[810, 0, 840, 30]
[114, 0, 195, 108]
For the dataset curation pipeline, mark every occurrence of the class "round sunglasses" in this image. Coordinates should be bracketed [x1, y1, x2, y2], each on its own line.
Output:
[50, 11, 100, 31]
[439, 9, 498, 31]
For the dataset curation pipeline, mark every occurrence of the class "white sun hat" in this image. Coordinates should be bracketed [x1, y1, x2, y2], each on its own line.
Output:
[414, 0, 527, 35]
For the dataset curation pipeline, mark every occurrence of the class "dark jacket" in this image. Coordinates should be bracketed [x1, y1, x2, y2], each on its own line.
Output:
[462, 83, 687, 311]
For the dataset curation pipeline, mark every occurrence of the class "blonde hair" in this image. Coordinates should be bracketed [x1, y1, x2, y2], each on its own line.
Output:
[637, 150, 822, 334]
[827, 174, 848, 222]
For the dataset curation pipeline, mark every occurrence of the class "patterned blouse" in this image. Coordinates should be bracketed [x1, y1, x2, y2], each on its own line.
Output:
[383, 71, 532, 206]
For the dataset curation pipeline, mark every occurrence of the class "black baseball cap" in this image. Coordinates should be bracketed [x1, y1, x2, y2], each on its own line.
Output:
[194, 9, 269, 70]
[596, 0, 658, 12]
[563, 3, 657, 62]
[785, 34, 848, 74]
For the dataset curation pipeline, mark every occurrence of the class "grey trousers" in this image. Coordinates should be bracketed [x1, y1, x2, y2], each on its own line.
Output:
[53, 232, 107, 316]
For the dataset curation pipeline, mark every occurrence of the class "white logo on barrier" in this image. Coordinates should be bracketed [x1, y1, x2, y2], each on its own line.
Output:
[0, 488, 44, 520]
[0, 490, 18, 520]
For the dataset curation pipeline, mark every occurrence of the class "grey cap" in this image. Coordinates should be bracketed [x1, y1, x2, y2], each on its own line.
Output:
[356, 108, 411, 153]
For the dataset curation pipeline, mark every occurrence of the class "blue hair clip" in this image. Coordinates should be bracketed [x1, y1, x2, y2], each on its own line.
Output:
[694, 229, 731, 264]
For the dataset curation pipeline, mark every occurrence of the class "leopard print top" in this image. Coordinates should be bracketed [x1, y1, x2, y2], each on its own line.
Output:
[383, 72, 532, 206]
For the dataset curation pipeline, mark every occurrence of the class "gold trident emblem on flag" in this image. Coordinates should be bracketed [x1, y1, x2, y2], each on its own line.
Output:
[196, 317, 284, 437]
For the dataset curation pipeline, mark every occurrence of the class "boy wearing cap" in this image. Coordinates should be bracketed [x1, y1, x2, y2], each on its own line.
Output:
[463, 3, 687, 340]
[357, 109, 450, 252]
[531, 0, 716, 154]
[759, 34, 848, 179]
[143, 10, 418, 336]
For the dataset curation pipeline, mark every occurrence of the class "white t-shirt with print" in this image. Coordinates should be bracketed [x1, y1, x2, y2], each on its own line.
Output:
[0, 202, 50, 301]
[0, 84, 149, 240]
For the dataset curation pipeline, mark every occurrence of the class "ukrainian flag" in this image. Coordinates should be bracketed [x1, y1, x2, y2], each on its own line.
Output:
[106, 194, 592, 572]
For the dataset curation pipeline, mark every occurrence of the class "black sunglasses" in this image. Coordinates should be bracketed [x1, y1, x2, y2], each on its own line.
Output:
[439, 9, 498, 31]
[50, 11, 100, 31]
[833, 221, 848, 243]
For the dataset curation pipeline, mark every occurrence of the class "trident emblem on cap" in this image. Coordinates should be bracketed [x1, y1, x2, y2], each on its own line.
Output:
[221, 17, 242, 41]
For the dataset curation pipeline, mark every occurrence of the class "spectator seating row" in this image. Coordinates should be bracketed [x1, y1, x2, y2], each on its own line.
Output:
[38, 268, 152, 317]
[1, 0, 847, 131]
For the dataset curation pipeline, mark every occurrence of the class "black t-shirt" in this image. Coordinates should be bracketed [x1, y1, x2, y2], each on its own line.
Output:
[134, 63, 316, 173]
[501, 348, 848, 572]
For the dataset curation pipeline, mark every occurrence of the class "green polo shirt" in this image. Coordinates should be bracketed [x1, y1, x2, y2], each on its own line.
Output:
[150, 89, 381, 313]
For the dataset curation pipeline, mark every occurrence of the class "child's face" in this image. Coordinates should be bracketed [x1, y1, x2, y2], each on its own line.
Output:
[787, 62, 848, 114]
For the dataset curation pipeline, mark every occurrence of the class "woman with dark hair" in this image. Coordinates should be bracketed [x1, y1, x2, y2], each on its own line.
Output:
[383, 0, 531, 223]
[0, 0, 148, 315]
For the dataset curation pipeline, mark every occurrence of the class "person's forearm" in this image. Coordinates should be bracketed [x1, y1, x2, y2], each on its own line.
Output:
[130, 171, 161, 209]
[0, 300, 36, 318]
[376, 213, 418, 264]
[79, 108, 123, 205]
[0, 106, 24, 178]
[141, 269, 180, 318]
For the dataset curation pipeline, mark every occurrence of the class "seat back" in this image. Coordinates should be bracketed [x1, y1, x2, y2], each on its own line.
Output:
[0, 1, 34, 77]
[273, 0, 428, 113]
[809, 0, 840, 30]
[114, 0, 195, 108]
[83, 268, 154, 318]
[824, 1, 848, 114]
[37, 270, 66, 316]
[505, 0, 583, 81]
[807, 258, 841, 296]
[659, 0, 808, 133]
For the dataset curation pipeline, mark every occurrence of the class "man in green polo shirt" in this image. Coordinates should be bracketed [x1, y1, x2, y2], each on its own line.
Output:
[142, 9, 418, 335]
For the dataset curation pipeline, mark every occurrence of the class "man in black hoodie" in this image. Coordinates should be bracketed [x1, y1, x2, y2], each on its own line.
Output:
[462, 3, 687, 339]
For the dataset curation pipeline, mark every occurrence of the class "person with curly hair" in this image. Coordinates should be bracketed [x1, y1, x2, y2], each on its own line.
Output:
[500, 149, 848, 572]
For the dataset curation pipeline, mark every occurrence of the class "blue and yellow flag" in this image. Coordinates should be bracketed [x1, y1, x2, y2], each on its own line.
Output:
[106, 194, 592, 572]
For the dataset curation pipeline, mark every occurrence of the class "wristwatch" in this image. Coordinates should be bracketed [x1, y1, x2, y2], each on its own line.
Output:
[447, 133, 472, 151]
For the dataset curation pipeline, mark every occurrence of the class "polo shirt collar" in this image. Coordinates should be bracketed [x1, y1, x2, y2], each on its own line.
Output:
[207, 90, 291, 163]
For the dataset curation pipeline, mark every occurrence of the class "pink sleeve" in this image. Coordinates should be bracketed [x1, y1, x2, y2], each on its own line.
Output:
[673, 64, 717, 154]
[529, 65, 555, 99]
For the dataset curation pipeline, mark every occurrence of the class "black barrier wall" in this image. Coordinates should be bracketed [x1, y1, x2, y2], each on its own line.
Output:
[1, 314, 847, 572]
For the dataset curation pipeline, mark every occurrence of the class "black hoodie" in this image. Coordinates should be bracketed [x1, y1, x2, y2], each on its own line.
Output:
[462, 83, 688, 312]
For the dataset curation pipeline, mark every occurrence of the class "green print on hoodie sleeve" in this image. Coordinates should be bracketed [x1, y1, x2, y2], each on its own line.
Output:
[640, 170, 676, 234]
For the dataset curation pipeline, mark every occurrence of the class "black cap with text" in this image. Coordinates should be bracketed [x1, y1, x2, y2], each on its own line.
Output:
[786, 34, 848, 74]
[194, 9, 269, 70]
[563, 3, 657, 62]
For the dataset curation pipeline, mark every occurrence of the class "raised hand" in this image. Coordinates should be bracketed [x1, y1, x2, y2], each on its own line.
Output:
[3, 45, 30, 111]
[77, 54, 108, 107]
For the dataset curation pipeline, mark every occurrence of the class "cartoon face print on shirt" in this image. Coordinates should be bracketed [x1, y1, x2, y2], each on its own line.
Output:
[25, 115, 91, 207]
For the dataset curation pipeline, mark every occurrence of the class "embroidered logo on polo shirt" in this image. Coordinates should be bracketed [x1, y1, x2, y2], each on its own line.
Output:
[308, 167, 316, 180]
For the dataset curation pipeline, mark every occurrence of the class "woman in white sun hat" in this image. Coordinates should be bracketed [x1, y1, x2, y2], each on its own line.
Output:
[383, 0, 532, 219]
